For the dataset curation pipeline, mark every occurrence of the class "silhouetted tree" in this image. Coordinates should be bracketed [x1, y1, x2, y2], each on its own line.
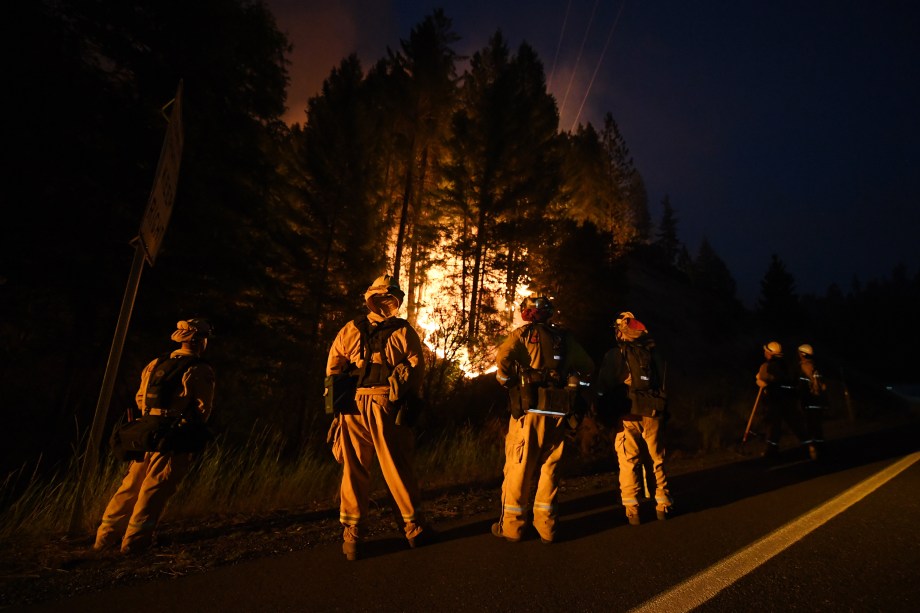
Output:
[693, 238, 737, 300]
[758, 253, 801, 331]
[654, 195, 681, 267]
[600, 114, 650, 253]
[442, 32, 559, 341]
[385, 10, 459, 315]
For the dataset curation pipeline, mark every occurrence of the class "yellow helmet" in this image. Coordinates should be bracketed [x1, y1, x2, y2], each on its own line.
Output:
[798, 344, 814, 356]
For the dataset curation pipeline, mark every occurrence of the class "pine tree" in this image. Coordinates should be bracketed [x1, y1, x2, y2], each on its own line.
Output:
[758, 254, 800, 330]
[655, 195, 681, 266]
[693, 238, 737, 299]
[442, 32, 560, 341]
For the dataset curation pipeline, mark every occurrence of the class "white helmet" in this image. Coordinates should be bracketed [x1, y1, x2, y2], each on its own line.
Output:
[763, 341, 783, 357]
[366, 274, 404, 302]
[798, 344, 814, 356]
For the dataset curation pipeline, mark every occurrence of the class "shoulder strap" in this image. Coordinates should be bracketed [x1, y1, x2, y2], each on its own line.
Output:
[353, 317, 408, 360]
[353, 317, 409, 386]
[144, 354, 202, 412]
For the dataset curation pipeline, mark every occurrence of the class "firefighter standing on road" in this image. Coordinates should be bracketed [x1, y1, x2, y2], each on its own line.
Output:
[492, 295, 595, 544]
[325, 275, 429, 561]
[595, 311, 672, 525]
[797, 343, 828, 460]
[756, 341, 805, 460]
[94, 319, 216, 554]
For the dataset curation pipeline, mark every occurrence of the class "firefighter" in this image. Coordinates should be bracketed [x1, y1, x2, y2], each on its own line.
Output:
[797, 343, 828, 460]
[756, 341, 805, 460]
[493, 295, 595, 544]
[326, 275, 429, 561]
[595, 312, 672, 525]
[94, 318, 216, 554]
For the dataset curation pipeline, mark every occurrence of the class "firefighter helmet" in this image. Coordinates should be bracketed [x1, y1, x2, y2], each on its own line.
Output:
[615, 311, 636, 325]
[171, 318, 212, 343]
[763, 341, 783, 357]
[366, 274, 405, 302]
[520, 295, 553, 321]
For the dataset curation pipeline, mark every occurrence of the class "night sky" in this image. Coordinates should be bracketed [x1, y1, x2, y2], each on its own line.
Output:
[267, 0, 920, 306]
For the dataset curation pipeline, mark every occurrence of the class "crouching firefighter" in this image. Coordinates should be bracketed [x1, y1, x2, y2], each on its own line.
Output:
[492, 294, 595, 544]
[94, 318, 216, 554]
[325, 275, 429, 561]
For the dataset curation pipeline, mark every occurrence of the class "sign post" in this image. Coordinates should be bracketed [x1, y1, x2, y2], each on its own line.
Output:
[69, 82, 185, 534]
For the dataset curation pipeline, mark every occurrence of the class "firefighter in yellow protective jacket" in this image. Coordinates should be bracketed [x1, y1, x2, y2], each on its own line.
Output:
[94, 319, 216, 554]
[326, 275, 428, 561]
[492, 295, 595, 544]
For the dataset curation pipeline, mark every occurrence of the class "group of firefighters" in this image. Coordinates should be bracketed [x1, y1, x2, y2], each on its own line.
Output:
[91, 274, 829, 560]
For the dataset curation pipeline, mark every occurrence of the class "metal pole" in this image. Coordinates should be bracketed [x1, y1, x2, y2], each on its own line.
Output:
[68, 239, 146, 534]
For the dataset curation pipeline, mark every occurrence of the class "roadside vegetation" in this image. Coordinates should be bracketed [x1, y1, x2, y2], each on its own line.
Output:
[1, 372, 897, 544]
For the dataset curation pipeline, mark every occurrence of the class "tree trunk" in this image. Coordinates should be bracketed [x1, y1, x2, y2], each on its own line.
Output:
[393, 137, 416, 281]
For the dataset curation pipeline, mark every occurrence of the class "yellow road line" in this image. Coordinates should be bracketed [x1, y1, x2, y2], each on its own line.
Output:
[629, 452, 920, 613]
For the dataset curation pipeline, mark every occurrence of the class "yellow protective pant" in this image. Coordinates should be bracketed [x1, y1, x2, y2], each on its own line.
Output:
[339, 388, 424, 543]
[94, 451, 192, 553]
[615, 416, 671, 511]
[496, 412, 566, 542]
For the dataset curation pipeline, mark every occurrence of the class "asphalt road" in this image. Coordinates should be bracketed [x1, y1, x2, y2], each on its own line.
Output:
[17, 418, 920, 613]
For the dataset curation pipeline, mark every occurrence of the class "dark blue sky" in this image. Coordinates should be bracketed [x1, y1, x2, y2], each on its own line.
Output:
[269, 0, 920, 306]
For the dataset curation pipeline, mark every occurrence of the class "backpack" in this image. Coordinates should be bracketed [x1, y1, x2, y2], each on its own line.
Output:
[620, 340, 667, 417]
[621, 340, 662, 391]
[109, 355, 212, 460]
[508, 323, 583, 418]
[800, 361, 828, 405]
[354, 317, 409, 387]
[144, 354, 202, 411]
[324, 317, 410, 415]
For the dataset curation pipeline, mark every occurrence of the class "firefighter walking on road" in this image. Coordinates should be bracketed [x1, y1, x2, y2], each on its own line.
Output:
[94, 318, 216, 554]
[797, 343, 828, 460]
[596, 311, 672, 525]
[492, 295, 595, 544]
[756, 341, 805, 460]
[325, 275, 429, 561]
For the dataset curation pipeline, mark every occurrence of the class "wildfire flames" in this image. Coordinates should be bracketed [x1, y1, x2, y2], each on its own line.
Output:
[410, 253, 531, 378]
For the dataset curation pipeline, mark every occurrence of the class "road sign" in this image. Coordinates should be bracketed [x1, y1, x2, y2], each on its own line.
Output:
[139, 81, 185, 266]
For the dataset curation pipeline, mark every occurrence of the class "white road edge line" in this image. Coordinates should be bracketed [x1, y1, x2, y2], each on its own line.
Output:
[629, 451, 920, 613]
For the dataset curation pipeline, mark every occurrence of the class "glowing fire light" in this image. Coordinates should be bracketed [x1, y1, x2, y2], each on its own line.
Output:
[399, 239, 531, 378]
